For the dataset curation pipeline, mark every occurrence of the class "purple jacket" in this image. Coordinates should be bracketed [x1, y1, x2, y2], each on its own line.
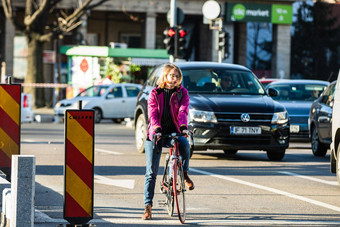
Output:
[147, 84, 190, 141]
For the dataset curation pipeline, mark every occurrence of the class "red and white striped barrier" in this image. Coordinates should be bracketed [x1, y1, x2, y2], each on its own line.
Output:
[21, 83, 68, 88]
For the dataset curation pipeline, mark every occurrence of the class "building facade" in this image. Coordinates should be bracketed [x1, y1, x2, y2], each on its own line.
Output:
[0, 0, 296, 84]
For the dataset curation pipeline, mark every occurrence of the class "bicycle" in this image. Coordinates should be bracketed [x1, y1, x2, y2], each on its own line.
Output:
[152, 132, 193, 224]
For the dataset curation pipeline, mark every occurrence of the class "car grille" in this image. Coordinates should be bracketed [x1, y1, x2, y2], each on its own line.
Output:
[215, 112, 272, 123]
[216, 136, 272, 145]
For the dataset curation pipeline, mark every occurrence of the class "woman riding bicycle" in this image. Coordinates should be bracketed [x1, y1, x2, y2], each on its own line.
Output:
[142, 63, 194, 220]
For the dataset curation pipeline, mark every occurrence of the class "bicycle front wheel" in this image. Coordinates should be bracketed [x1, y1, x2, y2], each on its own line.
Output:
[173, 161, 186, 223]
[162, 156, 174, 216]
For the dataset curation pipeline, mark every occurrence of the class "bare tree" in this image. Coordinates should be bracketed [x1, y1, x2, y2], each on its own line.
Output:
[1, 0, 108, 107]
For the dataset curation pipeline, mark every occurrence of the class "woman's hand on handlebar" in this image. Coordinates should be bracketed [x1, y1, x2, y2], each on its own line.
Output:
[155, 132, 162, 141]
[181, 129, 189, 135]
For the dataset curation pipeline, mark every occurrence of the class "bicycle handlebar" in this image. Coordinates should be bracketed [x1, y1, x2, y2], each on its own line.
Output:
[152, 131, 193, 154]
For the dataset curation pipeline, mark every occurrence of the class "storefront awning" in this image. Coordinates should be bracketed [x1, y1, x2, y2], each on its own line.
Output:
[130, 58, 170, 66]
[60, 45, 170, 59]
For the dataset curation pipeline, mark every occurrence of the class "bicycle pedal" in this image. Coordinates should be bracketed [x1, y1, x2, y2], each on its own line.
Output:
[160, 187, 166, 194]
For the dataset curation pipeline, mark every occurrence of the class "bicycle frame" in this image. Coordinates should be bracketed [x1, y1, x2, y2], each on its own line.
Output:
[155, 133, 187, 224]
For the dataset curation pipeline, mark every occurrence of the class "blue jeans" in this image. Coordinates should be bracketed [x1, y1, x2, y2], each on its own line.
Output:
[143, 136, 190, 206]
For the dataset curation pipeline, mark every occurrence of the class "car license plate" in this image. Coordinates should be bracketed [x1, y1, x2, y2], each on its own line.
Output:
[290, 125, 300, 133]
[230, 126, 261, 135]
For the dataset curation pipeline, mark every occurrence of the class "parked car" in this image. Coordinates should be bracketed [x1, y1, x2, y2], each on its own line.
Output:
[134, 62, 290, 161]
[55, 83, 142, 123]
[266, 80, 329, 141]
[309, 81, 336, 156]
[21, 93, 34, 123]
[259, 78, 283, 88]
[330, 72, 340, 183]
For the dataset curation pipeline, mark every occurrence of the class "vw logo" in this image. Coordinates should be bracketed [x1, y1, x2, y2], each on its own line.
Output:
[240, 113, 250, 122]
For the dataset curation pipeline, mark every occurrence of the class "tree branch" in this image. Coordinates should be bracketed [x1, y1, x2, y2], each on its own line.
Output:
[59, 0, 108, 33]
[39, 32, 53, 42]
[1, 0, 25, 31]
[86, 0, 109, 10]
[24, 0, 49, 27]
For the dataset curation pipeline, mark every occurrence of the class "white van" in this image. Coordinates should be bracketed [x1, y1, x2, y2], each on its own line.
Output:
[330, 70, 340, 185]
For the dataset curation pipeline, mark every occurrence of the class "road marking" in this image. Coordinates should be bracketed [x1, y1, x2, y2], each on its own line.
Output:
[35, 216, 340, 225]
[95, 148, 122, 155]
[278, 171, 338, 186]
[94, 174, 134, 189]
[21, 140, 63, 144]
[191, 168, 340, 213]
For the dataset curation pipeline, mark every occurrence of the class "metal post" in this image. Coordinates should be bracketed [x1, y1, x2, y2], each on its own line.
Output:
[218, 19, 223, 63]
[79, 100, 82, 110]
[169, 0, 177, 63]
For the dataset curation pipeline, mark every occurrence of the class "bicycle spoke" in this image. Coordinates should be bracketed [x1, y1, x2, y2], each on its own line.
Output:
[166, 181, 174, 216]
[161, 155, 174, 216]
[174, 161, 186, 223]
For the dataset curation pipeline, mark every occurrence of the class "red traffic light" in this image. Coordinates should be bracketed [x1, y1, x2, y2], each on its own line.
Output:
[168, 28, 176, 37]
[179, 29, 186, 38]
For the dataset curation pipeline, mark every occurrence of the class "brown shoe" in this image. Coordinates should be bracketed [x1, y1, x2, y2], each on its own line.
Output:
[142, 204, 152, 220]
[184, 171, 195, 190]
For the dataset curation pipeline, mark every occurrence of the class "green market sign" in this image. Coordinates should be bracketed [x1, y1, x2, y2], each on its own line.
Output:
[226, 3, 292, 24]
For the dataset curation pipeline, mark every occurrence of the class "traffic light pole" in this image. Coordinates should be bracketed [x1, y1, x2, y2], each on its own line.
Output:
[218, 19, 223, 63]
[169, 0, 177, 63]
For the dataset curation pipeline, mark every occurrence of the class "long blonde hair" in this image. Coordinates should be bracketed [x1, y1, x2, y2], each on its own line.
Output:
[156, 63, 183, 89]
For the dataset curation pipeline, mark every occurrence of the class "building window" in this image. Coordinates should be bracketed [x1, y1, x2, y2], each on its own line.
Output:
[121, 34, 141, 48]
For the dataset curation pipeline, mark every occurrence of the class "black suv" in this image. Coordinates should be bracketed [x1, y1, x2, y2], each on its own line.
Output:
[134, 62, 290, 161]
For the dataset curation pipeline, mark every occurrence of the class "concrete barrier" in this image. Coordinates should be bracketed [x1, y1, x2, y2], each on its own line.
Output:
[1, 188, 11, 227]
[1, 155, 36, 227]
[0, 176, 10, 207]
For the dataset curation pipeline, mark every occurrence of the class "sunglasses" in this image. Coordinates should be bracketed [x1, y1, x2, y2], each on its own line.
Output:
[168, 74, 180, 79]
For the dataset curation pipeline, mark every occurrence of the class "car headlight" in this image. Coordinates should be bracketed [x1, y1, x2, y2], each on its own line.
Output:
[271, 111, 288, 124]
[189, 109, 217, 123]
[55, 102, 61, 108]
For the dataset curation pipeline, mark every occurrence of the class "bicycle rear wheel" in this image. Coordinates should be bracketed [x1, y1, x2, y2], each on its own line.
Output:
[173, 161, 186, 223]
[161, 156, 174, 216]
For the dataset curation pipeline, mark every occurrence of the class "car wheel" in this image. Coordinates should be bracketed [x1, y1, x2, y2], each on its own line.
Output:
[266, 149, 285, 161]
[311, 126, 327, 156]
[223, 150, 238, 155]
[135, 114, 146, 153]
[336, 144, 340, 185]
[331, 148, 336, 173]
[94, 108, 102, 123]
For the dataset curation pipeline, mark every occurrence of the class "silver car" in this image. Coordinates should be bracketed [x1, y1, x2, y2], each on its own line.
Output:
[54, 83, 142, 123]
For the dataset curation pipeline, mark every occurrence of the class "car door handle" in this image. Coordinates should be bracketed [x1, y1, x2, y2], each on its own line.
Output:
[122, 100, 125, 103]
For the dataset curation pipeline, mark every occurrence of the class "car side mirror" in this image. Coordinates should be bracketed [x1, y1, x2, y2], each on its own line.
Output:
[320, 95, 328, 103]
[107, 94, 114, 99]
[267, 88, 278, 97]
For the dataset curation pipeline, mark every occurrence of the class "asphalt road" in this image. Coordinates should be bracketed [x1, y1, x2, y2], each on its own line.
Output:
[19, 121, 340, 226]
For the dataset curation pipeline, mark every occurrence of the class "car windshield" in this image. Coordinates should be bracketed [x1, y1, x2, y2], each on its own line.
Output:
[181, 68, 265, 95]
[269, 84, 327, 101]
[77, 85, 109, 97]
